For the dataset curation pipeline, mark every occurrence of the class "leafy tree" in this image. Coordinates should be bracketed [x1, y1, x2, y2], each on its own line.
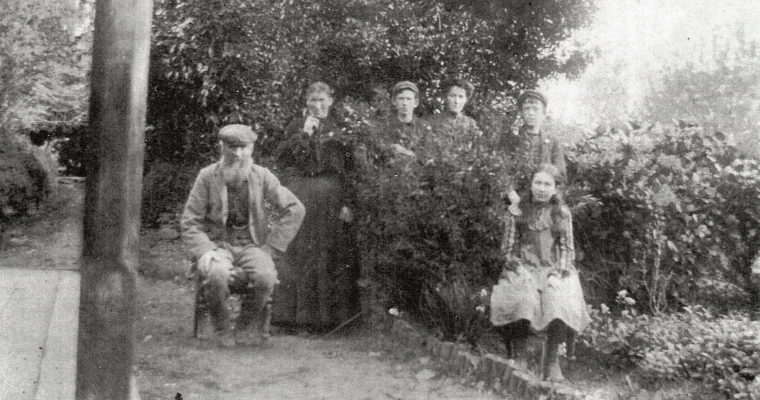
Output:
[0, 0, 91, 136]
[0, 0, 92, 216]
[147, 0, 595, 164]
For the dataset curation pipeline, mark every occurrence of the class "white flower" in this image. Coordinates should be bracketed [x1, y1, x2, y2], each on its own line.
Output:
[479, 288, 489, 299]
[388, 307, 400, 317]
[475, 305, 486, 313]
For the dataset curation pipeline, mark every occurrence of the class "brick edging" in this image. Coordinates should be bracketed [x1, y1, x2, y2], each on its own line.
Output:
[391, 319, 587, 399]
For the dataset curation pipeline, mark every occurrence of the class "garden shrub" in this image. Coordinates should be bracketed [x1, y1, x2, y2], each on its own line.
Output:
[50, 125, 88, 177]
[581, 292, 760, 398]
[141, 161, 201, 228]
[344, 97, 512, 342]
[0, 134, 52, 218]
[419, 276, 491, 345]
[569, 123, 760, 312]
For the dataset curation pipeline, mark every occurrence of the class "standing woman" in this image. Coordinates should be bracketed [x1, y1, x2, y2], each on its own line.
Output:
[275, 82, 359, 329]
[422, 78, 481, 162]
[490, 163, 589, 382]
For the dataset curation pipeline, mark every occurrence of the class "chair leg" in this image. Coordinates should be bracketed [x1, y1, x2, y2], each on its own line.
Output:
[194, 277, 209, 338]
[538, 334, 547, 379]
[566, 329, 577, 360]
[261, 300, 272, 340]
[193, 278, 201, 337]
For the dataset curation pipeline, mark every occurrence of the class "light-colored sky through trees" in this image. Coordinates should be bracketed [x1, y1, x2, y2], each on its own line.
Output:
[542, 0, 760, 128]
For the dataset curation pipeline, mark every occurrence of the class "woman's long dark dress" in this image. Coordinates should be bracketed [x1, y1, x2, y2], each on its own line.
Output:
[273, 116, 359, 328]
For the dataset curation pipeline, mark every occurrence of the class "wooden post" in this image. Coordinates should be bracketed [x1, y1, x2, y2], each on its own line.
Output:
[76, 0, 152, 398]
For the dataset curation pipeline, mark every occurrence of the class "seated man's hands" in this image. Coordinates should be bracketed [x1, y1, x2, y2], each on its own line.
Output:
[197, 249, 221, 276]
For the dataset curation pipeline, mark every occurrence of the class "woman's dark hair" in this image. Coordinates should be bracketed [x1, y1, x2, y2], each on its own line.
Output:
[441, 78, 474, 99]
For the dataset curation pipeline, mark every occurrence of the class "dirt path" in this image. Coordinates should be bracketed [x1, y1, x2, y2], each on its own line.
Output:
[1, 182, 509, 400]
[137, 278, 507, 400]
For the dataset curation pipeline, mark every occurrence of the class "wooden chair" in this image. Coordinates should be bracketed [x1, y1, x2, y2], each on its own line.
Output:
[192, 266, 272, 339]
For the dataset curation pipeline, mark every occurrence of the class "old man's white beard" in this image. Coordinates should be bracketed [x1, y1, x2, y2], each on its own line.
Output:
[222, 158, 251, 186]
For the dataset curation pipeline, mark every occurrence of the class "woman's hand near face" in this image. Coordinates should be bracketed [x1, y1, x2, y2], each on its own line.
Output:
[303, 115, 320, 135]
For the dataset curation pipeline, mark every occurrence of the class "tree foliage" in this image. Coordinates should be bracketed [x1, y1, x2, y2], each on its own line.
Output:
[571, 122, 760, 312]
[147, 0, 594, 164]
[0, 0, 91, 136]
[0, 0, 91, 216]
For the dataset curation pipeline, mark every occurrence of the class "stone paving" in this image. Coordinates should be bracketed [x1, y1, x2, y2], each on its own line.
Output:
[0, 269, 79, 400]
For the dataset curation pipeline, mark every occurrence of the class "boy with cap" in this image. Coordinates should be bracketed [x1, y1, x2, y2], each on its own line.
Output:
[181, 124, 305, 347]
[503, 90, 567, 213]
[373, 81, 432, 159]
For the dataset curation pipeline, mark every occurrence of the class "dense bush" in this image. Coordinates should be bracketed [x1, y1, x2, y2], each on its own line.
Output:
[0, 135, 51, 218]
[581, 293, 760, 398]
[0, 0, 90, 216]
[141, 161, 204, 228]
[569, 123, 760, 312]
[343, 97, 512, 342]
[47, 125, 89, 177]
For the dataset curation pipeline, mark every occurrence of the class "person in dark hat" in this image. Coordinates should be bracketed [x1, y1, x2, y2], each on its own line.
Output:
[374, 80, 432, 159]
[181, 124, 305, 347]
[502, 90, 567, 214]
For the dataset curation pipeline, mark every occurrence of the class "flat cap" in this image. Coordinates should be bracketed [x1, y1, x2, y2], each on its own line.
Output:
[517, 90, 548, 108]
[218, 124, 258, 146]
[392, 81, 419, 96]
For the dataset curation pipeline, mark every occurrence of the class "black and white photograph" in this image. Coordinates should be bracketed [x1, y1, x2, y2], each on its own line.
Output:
[1, 0, 759, 398]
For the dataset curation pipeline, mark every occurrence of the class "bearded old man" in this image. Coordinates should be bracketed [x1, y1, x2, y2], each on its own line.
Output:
[181, 124, 305, 347]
